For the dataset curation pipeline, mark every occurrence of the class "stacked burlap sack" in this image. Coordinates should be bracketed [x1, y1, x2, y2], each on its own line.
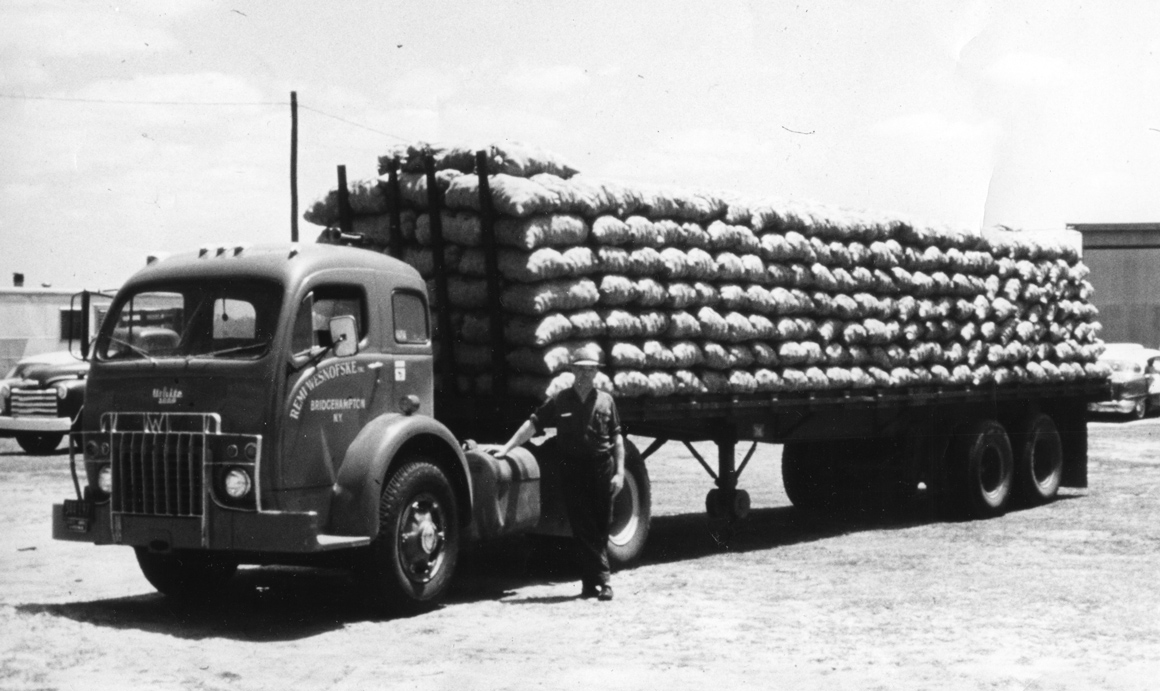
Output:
[307, 141, 1108, 399]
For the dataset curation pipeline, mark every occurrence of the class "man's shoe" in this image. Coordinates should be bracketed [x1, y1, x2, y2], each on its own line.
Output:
[597, 585, 614, 601]
[580, 583, 599, 599]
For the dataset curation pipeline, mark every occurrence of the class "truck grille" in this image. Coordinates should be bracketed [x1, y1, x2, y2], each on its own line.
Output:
[10, 388, 57, 417]
[110, 431, 205, 517]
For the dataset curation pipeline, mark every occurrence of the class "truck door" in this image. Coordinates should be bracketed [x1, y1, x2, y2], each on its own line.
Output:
[385, 289, 433, 417]
[281, 284, 390, 492]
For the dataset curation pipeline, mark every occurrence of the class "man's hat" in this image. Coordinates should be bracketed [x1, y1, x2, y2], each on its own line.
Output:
[570, 344, 602, 367]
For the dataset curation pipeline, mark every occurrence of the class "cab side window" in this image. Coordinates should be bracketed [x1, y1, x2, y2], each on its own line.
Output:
[392, 292, 429, 344]
[291, 285, 368, 356]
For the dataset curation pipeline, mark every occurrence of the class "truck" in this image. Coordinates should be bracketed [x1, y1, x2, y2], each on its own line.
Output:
[52, 149, 1110, 612]
[0, 350, 87, 454]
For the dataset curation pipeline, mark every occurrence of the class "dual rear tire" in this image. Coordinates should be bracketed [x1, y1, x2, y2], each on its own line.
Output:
[782, 414, 1064, 521]
[944, 414, 1064, 519]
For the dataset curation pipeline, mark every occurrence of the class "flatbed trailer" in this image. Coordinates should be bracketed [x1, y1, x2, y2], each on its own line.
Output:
[437, 377, 1105, 522]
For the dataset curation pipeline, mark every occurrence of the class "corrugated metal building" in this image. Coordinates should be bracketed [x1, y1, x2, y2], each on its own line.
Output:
[1071, 223, 1160, 347]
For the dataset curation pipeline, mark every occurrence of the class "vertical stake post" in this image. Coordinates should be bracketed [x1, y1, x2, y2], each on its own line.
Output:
[336, 165, 353, 236]
[424, 154, 456, 386]
[476, 151, 506, 397]
[290, 91, 299, 243]
[386, 157, 403, 258]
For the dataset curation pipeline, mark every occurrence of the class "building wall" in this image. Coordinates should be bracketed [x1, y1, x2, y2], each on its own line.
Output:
[1073, 223, 1160, 348]
[1082, 248, 1160, 346]
[0, 289, 108, 374]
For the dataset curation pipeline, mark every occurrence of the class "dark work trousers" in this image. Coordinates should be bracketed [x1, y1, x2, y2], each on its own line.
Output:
[560, 453, 615, 587]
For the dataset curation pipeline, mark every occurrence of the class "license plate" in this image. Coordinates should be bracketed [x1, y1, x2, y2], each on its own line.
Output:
[63, 499, 94, 533]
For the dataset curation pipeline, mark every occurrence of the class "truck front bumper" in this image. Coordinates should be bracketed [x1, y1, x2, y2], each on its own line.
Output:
[0, 415, 71, 433]
[52, 502, 370, 554]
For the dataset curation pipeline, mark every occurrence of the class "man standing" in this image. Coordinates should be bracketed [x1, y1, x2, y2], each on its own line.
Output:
[498, 345, 625, 601]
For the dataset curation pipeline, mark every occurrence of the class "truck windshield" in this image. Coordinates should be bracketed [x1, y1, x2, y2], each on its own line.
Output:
[96, 280, 283, 361]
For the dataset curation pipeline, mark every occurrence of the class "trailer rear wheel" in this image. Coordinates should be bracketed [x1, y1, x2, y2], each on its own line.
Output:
[363, 459, 460, 613]
[607, 442, 651, 567]
[134, 547, 238, 601]
[1012, 413, 1063, 505]
[781, 441, 833, 512]
[946, 420, 1014, 519]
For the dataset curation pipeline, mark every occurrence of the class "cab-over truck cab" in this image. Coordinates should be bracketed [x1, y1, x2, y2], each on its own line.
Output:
[53, 243, 478, 609]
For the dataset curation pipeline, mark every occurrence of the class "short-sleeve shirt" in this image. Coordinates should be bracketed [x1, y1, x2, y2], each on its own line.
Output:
[531, 387, 622, 461]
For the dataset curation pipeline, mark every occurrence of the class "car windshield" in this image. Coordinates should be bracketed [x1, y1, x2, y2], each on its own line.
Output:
[96, 280, 283, 361]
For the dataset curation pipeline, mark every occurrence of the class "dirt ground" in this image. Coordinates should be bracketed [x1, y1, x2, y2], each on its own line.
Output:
[2, 419, 1159, 691]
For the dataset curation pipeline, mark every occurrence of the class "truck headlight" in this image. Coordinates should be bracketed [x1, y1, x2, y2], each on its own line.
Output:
[224, 467, 252, 499]
[97, 464, 113, 494]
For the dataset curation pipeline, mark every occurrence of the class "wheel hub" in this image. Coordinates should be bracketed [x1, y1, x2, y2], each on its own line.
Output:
[398, 495, 446, 583]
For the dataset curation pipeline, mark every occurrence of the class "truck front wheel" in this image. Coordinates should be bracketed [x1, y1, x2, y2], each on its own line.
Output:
[607, 445, 651, 567]
[363, 459, 460, 613]
[134, 547, 238, 601]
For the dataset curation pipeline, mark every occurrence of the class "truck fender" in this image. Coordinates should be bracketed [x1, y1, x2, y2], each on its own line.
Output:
[327, 413, 471, 538]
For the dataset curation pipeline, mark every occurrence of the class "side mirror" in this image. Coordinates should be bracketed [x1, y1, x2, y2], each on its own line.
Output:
[329, 315, 359, 358]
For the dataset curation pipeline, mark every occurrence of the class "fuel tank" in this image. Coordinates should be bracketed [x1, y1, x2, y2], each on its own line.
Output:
[464, 445, 540, 539]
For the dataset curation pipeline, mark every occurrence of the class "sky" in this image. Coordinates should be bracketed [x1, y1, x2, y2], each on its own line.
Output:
[2, 0, 1159, 291]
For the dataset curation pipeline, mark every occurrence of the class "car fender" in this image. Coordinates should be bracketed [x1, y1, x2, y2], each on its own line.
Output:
[328, 412, 471, 538]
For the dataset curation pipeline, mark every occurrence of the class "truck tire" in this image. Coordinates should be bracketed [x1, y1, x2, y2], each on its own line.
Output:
[607, 443, 651, 567]
[16, 432, 63, 455]
[946, 419, 1014, 520]
[134, 547, 238, 601]
[782, 440, 869, 514]
[1012, 413, 1063, 505]
[781, 441, 832, 512]
[363, 459, 460, 613]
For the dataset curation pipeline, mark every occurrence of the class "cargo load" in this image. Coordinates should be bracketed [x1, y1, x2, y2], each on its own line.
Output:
[306, 141, 1106, 401]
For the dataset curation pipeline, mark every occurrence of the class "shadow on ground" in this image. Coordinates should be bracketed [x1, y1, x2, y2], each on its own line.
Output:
[16, 495, 1074, 639]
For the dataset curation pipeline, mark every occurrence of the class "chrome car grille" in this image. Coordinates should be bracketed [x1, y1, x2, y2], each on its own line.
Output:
[110, 431, 205, 517]
[10, 388, 57, 417]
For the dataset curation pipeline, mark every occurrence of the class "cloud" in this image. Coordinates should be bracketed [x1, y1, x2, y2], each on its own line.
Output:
[0, 2, 183, 59]
[501, 65, 591, 94]
[657, 128, 777, 158]
[389, 69, 460, 109]
[984, 52, 1071, 88]
[871, 111, 997, 143]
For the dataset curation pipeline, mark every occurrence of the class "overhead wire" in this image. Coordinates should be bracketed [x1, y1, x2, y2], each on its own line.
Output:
[0, 92, 414, 143]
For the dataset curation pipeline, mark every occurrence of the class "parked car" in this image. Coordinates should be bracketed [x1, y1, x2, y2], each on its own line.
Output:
[0, 351, 88, 454]
[1087, 346, 1160, 419]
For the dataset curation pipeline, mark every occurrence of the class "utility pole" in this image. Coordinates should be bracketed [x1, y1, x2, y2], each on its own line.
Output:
[290, 90, 299, 242]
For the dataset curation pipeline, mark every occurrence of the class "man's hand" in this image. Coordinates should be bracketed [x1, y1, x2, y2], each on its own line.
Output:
[610, 472, 625, 496]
